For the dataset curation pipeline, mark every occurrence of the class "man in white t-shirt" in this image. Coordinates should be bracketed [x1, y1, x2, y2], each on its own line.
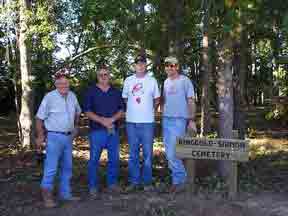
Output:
[122, 54, 160, 191]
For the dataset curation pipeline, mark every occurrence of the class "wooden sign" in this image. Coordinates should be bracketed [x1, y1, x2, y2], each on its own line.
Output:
[176, 137, 249, 162]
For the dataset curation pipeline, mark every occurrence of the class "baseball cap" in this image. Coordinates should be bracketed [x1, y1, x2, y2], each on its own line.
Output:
[134, 55, 147, 64]
[54, 67, 70, 81]
[164, 56, 179, 64]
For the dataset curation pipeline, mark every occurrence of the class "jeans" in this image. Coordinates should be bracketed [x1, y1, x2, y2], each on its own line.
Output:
[41, 132, 73, 199]
[126, 122, 154, 185]
[88, 129, 120, 191]
[162, 117, 187, 185]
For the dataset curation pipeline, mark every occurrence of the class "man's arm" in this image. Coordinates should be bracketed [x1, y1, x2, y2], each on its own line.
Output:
[85, 111, 123, 129]
[85, 112, 105, 125]
[187, 98, 196, 120]
[154, 97, 160, 111]
[35, 117, 46, 151]
[74, 113, 81, 128]
[187, 97, 197, 133]
[72, 112, 81, 138]
[112, 110, 124, 122]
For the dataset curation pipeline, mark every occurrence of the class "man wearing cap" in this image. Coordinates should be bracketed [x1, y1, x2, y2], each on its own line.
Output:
[122, 55, 160, 191]
[35, 70, 81, 207]
[162, 56, 197, 193]
[83, 65, 124, 198]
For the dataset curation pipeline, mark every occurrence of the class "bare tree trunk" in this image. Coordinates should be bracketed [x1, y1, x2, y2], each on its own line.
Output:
[153, 0, 171, 82]
[173, 0, 185, 64]
[217, 39, 233, 137]
[137, 0, 146, 56]
[19, 0, 33, 149]
[233, 41, 242, 137]
[217, 35, 234, 176]
[200, 0, 211, 136]
[233, 28, 248, 139]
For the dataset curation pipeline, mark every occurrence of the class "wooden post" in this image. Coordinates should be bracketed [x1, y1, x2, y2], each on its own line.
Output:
[184, 129, 196, 194]
[228, 161, 238, 199]
[185, 159, 195, 193]
[228, 130, 239, 200]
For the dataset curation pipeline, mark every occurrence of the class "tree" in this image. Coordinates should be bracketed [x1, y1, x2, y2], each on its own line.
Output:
[18, 0, 33, 148]
[200, 0, 212, 136]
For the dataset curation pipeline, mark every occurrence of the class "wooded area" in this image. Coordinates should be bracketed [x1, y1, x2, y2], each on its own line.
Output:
[0, 0, 288, 216]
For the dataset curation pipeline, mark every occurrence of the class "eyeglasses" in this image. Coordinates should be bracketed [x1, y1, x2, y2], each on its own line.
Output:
[164, 63, 178, 68]
[98, 73, 109, 77]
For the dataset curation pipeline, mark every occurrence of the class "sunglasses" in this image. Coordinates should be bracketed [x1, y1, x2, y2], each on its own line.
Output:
[98, 73, 109, 77]
[164, 63, 178, 68]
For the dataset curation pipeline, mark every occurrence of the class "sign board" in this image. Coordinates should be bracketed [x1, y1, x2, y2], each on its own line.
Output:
[176, 137, 249, 162]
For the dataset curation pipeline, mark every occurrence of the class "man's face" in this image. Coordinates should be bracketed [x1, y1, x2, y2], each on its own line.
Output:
[55, 77, 69, 96]
[165, 62, 179, 77]
[97, 68, 110, 85]
[134, 62, 146, 75]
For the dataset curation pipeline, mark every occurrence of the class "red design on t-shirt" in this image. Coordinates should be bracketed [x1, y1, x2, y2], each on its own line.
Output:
[132, 83, 144, 96]
[136, 97, 141, 104]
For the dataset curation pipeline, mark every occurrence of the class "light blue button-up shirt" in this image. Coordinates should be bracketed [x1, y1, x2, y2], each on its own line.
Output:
[36, 89, 81, 132]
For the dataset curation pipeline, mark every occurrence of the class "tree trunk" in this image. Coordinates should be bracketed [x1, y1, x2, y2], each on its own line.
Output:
[272, 20, 281, 96]
[200, 0, 211, 136]
[233, 28, 248, 139]
[217, 38, 233, 137]
[173, 0, 185, 64]
[19, 0, 33, 149]
[217, 35, 234, 176]
[138, 0, 146, 55]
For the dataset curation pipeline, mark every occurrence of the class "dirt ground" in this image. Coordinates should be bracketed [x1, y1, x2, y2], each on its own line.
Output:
[1, 175, 288, 216]
[1, 112, 288, 216]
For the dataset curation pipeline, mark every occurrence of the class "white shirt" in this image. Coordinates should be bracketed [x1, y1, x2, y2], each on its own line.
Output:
[122, 74, 160, 123]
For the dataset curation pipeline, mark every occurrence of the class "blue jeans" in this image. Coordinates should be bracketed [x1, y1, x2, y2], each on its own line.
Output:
[162, 117, 187, 185]
[126, 122, 154, 185]
[88, 129, 120, 191]
[41, 132, 73, 199]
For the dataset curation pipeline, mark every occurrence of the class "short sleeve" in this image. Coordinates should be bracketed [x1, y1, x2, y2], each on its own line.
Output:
[153, 78, 161, 99]
[118, 90, 125, 111]
[82, 89, 93, 112]
[36, 95, 49, 120]
[122, 78, 129, 99]
[185, 78, 195, 98]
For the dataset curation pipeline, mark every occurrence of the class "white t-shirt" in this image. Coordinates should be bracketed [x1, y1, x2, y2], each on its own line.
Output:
[122, 74, 160, 123]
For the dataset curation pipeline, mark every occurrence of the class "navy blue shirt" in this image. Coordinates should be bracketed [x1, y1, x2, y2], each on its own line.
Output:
[83, 85, 124, 130]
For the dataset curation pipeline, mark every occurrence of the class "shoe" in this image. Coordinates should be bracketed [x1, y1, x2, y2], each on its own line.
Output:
[89, 188, 101, 200]
[125, 184, 141, 193]
[155, 183, 168, 193]
[143, 185, 155, 192]
[169, 183, 186, 194]
[106, 185, 122, 194]
[41, 188, 57, 208]
[60, 196, 81, 201]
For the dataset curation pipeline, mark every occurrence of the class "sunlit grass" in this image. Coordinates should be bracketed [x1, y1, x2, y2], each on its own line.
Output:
[249, 138, 288, 159]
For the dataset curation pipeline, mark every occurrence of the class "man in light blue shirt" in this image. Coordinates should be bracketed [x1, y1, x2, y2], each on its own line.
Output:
[35, 70, 81, 207]
[162, 56, 197, 193]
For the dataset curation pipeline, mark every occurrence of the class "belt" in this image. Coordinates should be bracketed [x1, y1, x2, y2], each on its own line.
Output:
[47, 131, 72, 136]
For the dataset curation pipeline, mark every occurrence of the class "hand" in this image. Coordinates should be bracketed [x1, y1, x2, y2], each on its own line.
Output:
[72, 127, 79, 139]
[187, 120, 197, 135]
[35, 135, 45, 152]
[101, 117, 114, 129]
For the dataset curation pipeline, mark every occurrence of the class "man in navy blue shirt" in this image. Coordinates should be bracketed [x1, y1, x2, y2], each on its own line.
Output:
[83, 65, 124, 198]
